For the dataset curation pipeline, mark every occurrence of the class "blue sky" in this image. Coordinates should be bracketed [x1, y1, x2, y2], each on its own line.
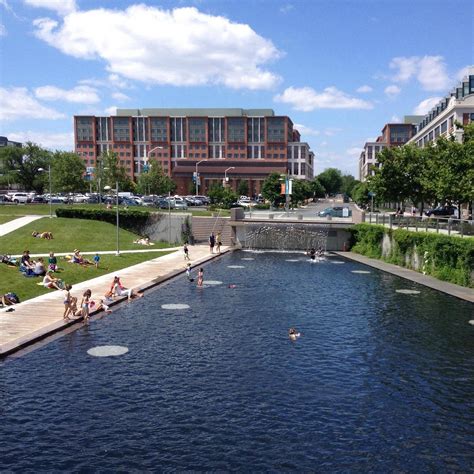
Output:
[1, 0, 472, 177]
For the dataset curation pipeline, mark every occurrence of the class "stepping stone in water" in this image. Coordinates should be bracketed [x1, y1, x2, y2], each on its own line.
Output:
[161, 303, 190, 310]
[87, 346, 129, 357]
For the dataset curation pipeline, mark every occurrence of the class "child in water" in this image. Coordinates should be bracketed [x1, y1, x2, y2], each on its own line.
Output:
[186, 263, 194, 282]
[197, 268, 204, 287]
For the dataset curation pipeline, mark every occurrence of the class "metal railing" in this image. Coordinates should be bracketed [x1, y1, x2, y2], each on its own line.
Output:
[366, 213, 474, 237]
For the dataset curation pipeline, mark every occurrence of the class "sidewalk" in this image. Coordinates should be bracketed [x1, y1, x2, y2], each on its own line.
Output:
[0, 245, 229, 357]
[334, 251, 474, 303]
[0, 215, 45, 237]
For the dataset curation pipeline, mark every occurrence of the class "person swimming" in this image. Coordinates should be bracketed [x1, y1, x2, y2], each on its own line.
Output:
[307, 248, 316, 260]
[288, 327, 301, 340]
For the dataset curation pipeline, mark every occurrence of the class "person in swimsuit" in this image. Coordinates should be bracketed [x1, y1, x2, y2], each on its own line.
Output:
[197, 268, 204, 287]
[80, 289, 92, 321]
[209, 233, 215, 253]
[183, 243, 190, 261]
[216, 232, 222, 253]
[63, 284, 74, 320]
[110, 276, 143, 300]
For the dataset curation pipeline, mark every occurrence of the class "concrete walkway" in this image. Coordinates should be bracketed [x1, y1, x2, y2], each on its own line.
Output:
[0, 245, 229, 357]
[334, 251, 474, 303]
[11, 247, 182, 259]
[0, 215, 45, 237]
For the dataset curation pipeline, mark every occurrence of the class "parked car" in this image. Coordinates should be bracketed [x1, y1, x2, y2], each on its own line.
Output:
[318, 206, 352, 217]
[172, 197, 188, 210]
[10, 192, 30, 204]
[157, 198, 172, 209]
[121, 198, 140, 207]
[195, 195, 210, 205]
[72, 194, 89, 203]
[31, 195, 45, 203]
[237, 197, 255, 208]
[424, 205, 457, 217]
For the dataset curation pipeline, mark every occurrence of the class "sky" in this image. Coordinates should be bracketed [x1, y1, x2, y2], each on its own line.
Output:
[0, 0, 472, 177]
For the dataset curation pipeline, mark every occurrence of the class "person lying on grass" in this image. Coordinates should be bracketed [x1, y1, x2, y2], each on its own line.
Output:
[32, 231, 53, 240]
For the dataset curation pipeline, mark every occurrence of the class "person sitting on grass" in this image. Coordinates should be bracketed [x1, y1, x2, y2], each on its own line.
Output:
[33, 257, 46, 276]
[133, 236, 154, 246]
[72, 249, 92, 266]
[42, 270, 63, 290]
[48, 252, 58, 272]
[32, 231, 53, 240]
[20, 250, 35, 273]
[2, 292, 19, 306]
[110, 276, 143, 300]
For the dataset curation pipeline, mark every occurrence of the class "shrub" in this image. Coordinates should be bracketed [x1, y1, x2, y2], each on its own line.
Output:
[56, 207, 151, 234]
[349, 223, 474, 287]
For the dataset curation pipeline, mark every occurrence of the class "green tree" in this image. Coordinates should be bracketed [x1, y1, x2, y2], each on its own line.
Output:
[310, 177, 325, 198]
[97, 151, 134, 192]
[136, 161, 176, 195]
[261, 172, 285, 206]
[207, 184, 237, 208]
[0, 142, 51, 192]
[352, 181, 371, 207]
[291, 179, 312, 206]
[51, 151, 86, 193]
[317, 168, 343, 195]
[237, 180, 249, 197]
[340, 174, 359, 197]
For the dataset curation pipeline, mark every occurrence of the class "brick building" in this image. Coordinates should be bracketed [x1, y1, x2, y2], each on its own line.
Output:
[74, 108, 315, 196]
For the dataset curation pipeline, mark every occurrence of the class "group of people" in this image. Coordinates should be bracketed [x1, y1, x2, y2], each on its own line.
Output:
[209, 232, 222, 254]
[31, 231, 53, 240]
[306, 247, 324, 260]
[62, 276, 143, 322]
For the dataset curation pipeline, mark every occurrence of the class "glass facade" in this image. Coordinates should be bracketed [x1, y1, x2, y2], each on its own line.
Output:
[113, 117, 130, 141]
[132, 117, 148, 142]
[208, 118, 224, 142]
[171, 118, 186, 142]
[150, 117, 168, 142]
[188, 118, 207, 142]
[247, 117, 264, 143]
[95, 117, 110, 141]
[76, 117, 93, 141]
[227, 117, 245, 142]
[266, 117, 285, 142]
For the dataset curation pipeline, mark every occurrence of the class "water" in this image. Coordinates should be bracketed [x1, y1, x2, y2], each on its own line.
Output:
[1, 251, 474, 472]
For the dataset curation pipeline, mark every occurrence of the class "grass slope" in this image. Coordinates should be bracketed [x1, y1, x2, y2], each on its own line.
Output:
[0, 217, 171, 254]
[0, 251, 172, 302]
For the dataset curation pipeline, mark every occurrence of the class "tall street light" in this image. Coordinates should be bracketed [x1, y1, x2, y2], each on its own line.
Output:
[144, 146, 164, 195]
[224, 166, 235, 187]
[104, 181, 120, 256]
[38, 165, 52, 218]
[195, 160, 205, 196]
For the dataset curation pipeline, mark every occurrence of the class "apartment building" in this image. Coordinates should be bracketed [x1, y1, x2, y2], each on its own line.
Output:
[74, 108, 315, 196]
[408, 68, 474, 147]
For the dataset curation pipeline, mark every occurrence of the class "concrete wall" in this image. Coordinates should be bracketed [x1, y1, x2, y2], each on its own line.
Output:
[141, 212, 190, 244]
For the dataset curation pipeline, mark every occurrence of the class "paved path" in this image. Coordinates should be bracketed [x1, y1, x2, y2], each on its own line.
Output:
[11, 248, 182, 258]
[334, 251, 474, 303]
[0, 215, 45, 237]
[0, 245, 229, 357]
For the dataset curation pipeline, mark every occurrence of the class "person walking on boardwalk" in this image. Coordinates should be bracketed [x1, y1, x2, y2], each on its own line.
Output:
[197, 267, 204, 287]
[216, 232, 222, 253]
[209, 232, 215, 253]
[183, 243, 190, 261]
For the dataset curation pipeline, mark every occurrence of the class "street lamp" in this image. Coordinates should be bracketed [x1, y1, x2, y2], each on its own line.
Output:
[195, 160, 205, 196]
[38, 165, 52, 218]
[104, 181, 120, 256]
[143, 146, 164, 195]
[224, 166, 235, 187]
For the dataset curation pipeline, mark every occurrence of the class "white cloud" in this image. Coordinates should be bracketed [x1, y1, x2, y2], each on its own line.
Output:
[105, 106, 117, 115]
[346, 147, 363, 156]
[23, 0, 76, 16]
[294, 124, 320, 136]
[356, 85, 372, 93]
[389, 55, 450, 91]
[280, 4, 294, 13]
[34, 84, 100, 103]
[274, 86, 373, 111]
[6, 131, 73, 149]
[390, 115, 401, 123]
[384, 84, 401, 97]
[31, 5, 282, 90]
[456, 65, 474, 81]
[413, 97, 442, 115]
[0, 23, 6, 36]
[323, 127, 342, 136]
[0, 87, 65, 121]
[111, 91, 130, 102]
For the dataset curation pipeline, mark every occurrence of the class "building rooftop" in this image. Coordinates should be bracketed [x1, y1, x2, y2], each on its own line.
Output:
[116, 108, 276, 117]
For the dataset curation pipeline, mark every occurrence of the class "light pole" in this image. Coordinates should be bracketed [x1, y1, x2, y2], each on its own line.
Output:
[144, 146, 164, 195]
[104, 181, 120, 256]
[195, 159, 205, 196]
[38, 165, 52, 218]
[224, 167, 235, 187]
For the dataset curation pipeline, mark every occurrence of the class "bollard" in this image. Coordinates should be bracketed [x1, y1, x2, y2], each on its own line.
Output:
[297, 214, 303, 220]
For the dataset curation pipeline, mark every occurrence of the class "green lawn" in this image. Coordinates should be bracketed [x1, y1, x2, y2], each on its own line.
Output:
[0, 217, 172, 254]
[0, 216, 16, 224]
[0, 251, 172, 302]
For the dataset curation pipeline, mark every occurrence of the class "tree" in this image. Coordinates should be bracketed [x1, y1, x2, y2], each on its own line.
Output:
[310, 177, 325, 198]
[51, 151, 86, 193]
[97, 151, 134, 192]
[340, 174, 359, 198]
[261, 172, 285, 206]
[237, 180, 249, 197]
[291, 179, 312, 206]
[136, 161, 176, 195]
[0, 142, 51, 192]
[352, 181, 371, 208]
[317, 168, 343, 196]
[207, 184, 237, 208]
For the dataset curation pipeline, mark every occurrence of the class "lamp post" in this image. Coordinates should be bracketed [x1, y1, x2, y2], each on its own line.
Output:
[144, 146, 164, 195]
[224, 167, 235, 187]
[38, 165, 52, 218]
[195, 160, 205, 196]
[104, 181, 120, 256]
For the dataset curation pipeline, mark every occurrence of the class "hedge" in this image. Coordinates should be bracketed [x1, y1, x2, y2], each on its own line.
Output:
[56, 207, 151, 234]
[349, 224, 474, 287]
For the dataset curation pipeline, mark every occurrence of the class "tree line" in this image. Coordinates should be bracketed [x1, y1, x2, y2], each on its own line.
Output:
[0, 145, 175, 195]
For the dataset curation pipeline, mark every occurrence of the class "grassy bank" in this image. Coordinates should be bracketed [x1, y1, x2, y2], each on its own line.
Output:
[0, 251, 172, 302]
[350, 224, 474, 287]
[0, 217, 172, 254]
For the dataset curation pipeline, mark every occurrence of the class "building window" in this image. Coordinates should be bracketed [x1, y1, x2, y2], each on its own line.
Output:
[188, 117, 207, 142]
[171, 117, 186, 142]
[266, 117, 286, 142]
[208, 117, 224, 142]
[247, 117, 264, 143]
[440, 121, 447, 134]
[227, 117, 245, 142]
[113, 117, 130, 141]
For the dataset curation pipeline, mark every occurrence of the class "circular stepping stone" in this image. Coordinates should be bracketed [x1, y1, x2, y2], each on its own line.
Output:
[241, 257, 254, 261]
[227, 265, 245, 269]
[87, 346, 129, 357]
[205, 280, 223, 285]
[331, 261, 345, 264]
[396, 289, 420, 295]
[285, 259, 299, 262]
[161, 303, 190, 310]
[351, 270, 371, 274]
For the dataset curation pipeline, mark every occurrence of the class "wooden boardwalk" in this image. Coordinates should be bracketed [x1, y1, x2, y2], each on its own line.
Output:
[0, 245, 228, 357]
